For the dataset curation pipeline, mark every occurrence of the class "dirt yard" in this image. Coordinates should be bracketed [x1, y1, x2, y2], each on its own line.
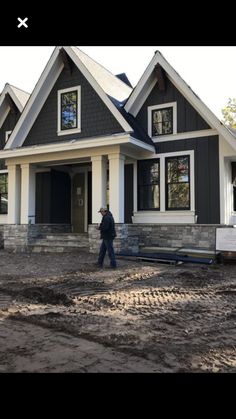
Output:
[0, 249, 236, 373]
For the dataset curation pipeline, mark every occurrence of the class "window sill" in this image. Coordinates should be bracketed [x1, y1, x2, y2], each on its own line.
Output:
[132, 211, 196, 224]
[57, 128, 81, 136]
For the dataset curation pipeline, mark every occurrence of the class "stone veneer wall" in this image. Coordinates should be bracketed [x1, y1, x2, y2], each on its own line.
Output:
[0, 225, 4, 248]
[4, 224, 71, 251]
[88, 224, 228, 254]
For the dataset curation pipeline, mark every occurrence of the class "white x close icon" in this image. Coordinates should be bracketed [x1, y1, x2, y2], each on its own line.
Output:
[17, 17, 28, 28]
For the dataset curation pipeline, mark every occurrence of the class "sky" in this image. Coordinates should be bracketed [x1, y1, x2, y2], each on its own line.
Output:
[0, 46, 236, 120]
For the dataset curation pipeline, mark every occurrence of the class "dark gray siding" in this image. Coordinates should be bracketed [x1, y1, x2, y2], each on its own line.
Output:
[0, 109, 21, 149]
[155, 135, 220, 224]
[136, 77, 210, 134]
[24, 60, 124, 147]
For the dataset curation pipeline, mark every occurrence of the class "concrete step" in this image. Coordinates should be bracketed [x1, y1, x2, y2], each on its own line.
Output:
[29, 245, 89, 253]
[32, 239, 89, 247]
[39, 233, 88, 241]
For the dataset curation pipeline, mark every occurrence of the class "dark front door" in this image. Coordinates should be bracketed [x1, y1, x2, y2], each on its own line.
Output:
[125, 164, 134, 223]
[36, 170, 71, 224]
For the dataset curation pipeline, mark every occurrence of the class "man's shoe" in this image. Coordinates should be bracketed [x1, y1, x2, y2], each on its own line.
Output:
[94, 262, 103, 268]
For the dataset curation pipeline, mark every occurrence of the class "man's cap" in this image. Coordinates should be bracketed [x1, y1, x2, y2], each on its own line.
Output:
[98, 207, 108, 213]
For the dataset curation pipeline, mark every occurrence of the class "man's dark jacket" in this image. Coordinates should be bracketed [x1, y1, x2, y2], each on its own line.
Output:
[99, 211, 116, 240]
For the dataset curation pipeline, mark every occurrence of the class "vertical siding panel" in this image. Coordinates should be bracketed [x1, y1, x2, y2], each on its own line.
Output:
[136, 76, 210, 134]
[153, 136, 219, 223]
[23, 60, 124, 147]
[0, 110, 21, 149]
[208, 136, 220, 223]
[196, 139, 209, 223]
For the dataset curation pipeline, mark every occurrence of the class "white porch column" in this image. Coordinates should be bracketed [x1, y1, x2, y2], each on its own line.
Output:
[108, 153, 125, 223]
[7, 164, 21, 224]
[20, 163, 36, 224]
[91, 155, 107, 223]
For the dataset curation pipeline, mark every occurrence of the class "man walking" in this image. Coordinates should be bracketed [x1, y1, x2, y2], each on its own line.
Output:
[96, 207, 117, 269]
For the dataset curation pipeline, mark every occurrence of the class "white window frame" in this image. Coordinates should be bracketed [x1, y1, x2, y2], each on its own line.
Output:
[133, 150, 195, 224]
[57, 86, 81, 136]
[5, 131, 12, 143]
[0, 169, 8, 216]
[148, 102, 177, 139]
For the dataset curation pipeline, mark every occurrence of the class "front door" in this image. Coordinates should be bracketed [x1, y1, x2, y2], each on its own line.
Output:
[72, 173, 85, 233]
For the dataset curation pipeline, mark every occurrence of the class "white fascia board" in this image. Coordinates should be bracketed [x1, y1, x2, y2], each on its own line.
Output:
[125, 53, 158, 113]
[0, 84, 23, 114]
[5, 47, 63, 150]
[125, 51, 236, 152]
[130, 136, 155, 153]
[64, 47, 133, 133]
[0, 133, 132, 159]
[7, 85, 24, 113]
[152, 129, 218, 143]
[0, 133, 155, 160]
[0, 103, 10, 129]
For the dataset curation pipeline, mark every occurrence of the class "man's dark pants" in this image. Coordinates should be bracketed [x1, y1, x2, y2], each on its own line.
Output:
[98, 239, 116, 267]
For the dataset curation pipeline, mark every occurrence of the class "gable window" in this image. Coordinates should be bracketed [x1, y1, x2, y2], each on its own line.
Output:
[5, 131, 12, 143]
[57, 86, 81, 136]
[148, 102, 177, 138]
[152, 107, 173, 136]
[0, 173, 8, 214]
[166, 155, 190, 210]
[138, 159, 160, 210]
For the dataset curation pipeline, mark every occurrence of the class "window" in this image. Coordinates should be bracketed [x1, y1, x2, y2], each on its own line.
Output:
[5, 131, 12, 142]
[152, 107, 173, 136]
[148, 102, 177, 138]
[166, 156, 190, 210]
[57, 86, 81, 135]
[138, 159, 160, 210]
[0, 173, 8, 214]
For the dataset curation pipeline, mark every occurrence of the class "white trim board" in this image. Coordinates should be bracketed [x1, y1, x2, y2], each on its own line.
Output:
[152, 129, 217, 143]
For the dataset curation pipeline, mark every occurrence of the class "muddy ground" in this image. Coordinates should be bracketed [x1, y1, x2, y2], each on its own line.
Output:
[0, 249, 236, 373]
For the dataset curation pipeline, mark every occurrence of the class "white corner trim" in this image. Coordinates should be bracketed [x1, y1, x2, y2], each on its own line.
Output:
[5, 131, 12, 143]
[57, 86, 81, 136]
[148, 101, 177, 138]
[153, 129, 218, 143]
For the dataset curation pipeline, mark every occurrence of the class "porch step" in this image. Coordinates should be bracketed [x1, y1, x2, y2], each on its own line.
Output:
[30, 245, 88, 253]
[29, 233, 89, 253]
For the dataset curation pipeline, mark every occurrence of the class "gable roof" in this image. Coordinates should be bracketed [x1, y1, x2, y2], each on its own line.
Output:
[124, 50, 236, 151]
[0, 83, 29, 112]
[5, 46, 134, 150]
[71, 47, 132, 102]
[0, 83, 30, 130]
